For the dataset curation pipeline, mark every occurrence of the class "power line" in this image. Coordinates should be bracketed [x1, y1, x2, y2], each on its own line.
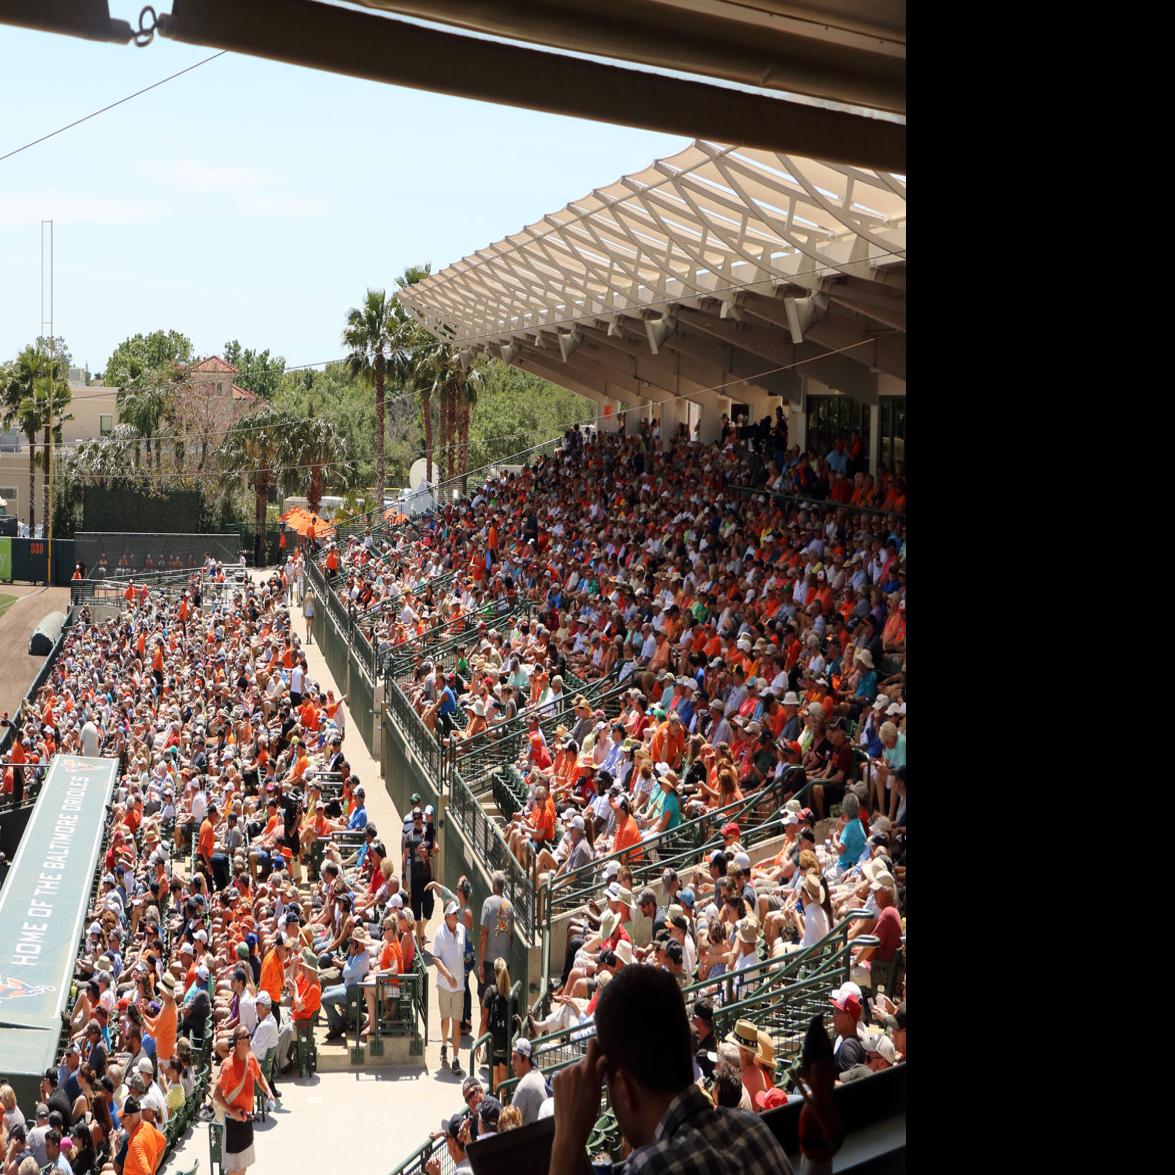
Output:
[0, 52, 228, 165]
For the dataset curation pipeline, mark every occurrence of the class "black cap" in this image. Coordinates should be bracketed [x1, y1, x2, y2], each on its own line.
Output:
[478, 1095, 503, 1125]
[123, 1096, 141, 1115]
[441, 1112, 465, 1141]
[692, 998, 714, 1024]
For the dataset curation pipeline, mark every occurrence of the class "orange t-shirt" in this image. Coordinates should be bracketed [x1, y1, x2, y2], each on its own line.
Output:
[378, 938, 403, 975]
[260, 949, 285, 1005]
[529, 798, 556, 843]
[612, 814, 643, 861]
[198, 818, 215, 860]
[123, 1120, 167, 1175]
[217, 1050, 263, 1115]
[293, 973, 322, 1023]
[145, 998, 177, 1061]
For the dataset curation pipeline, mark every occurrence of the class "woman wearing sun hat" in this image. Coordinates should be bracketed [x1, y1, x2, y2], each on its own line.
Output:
[725, 1017, 770, 1105]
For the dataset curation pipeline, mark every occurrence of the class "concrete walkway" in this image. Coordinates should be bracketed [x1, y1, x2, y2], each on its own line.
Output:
[157, 576, 473, 1173]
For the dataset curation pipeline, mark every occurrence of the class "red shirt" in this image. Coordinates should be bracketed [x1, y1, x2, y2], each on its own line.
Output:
[871, 905, 902, 962]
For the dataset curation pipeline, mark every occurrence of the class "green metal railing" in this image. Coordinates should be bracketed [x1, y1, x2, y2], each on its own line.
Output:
[365, 963, 428, 1058]
[386, 1134, 451, 1175]
[515, 907, 865, 1091]
[446, 766, 540, 941]
[729, 483, 908, 522]
[539, 770, 810, 994]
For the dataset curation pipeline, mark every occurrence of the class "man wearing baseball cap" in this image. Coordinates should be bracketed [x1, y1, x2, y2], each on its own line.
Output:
[829, 983, 868, 1074]
[431, 901, 466, 1076]
[121, 1092, 167, 1175]
[508, 1036, 547, 1125]
[425, 1112, 471, 1175]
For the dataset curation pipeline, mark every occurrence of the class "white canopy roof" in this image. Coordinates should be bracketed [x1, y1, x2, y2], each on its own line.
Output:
[398, 140, 905, 406]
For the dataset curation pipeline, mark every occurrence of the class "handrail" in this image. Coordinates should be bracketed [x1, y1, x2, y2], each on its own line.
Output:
[729, 483, 907, 522]
[385, 1134, 447, 1175]
[500, 921, 862, 1104]
[517, 907, 865, 1085]
[540, 772, 810, 996]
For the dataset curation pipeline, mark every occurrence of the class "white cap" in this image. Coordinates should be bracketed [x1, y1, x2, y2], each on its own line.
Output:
[444, 901, 460, 916]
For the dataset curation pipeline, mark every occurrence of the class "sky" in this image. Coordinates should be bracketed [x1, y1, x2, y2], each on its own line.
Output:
[0, 12, 684, 376]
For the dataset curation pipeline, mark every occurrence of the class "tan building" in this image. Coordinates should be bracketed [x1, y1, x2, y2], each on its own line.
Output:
[0, 371, 120, 528]
[0, 357, 260, 528]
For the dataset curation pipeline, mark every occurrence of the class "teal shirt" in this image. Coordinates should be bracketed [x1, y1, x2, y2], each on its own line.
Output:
[839, 818, 866, 869]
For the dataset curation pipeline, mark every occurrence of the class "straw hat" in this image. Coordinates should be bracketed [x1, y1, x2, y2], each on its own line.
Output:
[736, 917, 760, 945]
[800, 872, 822, 903]
[725, 1018, 760, 1051]
[755, 1029, 776, 1069]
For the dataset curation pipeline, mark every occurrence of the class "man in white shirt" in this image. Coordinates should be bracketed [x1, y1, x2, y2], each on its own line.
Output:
[430, 902, 466, 1077]
[80, 717, 101, 757]
[251, 992, 283, 1101]
[135, 1057, 169, 1124]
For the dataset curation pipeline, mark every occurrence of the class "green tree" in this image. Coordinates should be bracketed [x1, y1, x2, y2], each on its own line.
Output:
[2, 339, 73, 533]
[101, 330, 193, 386]
[1, 349, 42, 531]
[117, 379, 168, 472]
[223, 340, 286, 399]
[218, 402, 298, 563]
[287, 406, 351, 515]
[36, 345, 73, 531]
[343, 289, 400, 507]
[465, 360, 590, 469]
[389, 265, 436, 483]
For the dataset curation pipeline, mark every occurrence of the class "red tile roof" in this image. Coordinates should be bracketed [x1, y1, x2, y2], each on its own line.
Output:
[187, 355, 239, 374]
[231, 383, 260, 403]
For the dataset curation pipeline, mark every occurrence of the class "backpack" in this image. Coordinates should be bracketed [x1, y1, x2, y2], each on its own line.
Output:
[488, 989, 510, 1050]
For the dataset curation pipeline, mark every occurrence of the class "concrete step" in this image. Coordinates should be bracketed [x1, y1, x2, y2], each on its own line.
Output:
[310, 1021, 424, 1070]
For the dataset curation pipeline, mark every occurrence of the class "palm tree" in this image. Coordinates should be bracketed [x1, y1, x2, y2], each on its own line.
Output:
[390, 264, 434, 483]
[218, 403, 297, 564]
[36, 366, 72, 528]
[289, 407, 350, 515]
[418, 343, 484, 486]
[343, 289, 398, 509]
[117, 381, 167, 471]
[1, 349, 40, 531]
[456, 362, 483, 489]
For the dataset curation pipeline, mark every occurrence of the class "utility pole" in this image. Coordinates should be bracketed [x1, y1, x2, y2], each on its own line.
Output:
[40, 219, 54, 586]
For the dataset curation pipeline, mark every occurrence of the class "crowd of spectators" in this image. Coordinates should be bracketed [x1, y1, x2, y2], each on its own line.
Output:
[0, 554, 401, 1175]
[316, 418, 907, 1141]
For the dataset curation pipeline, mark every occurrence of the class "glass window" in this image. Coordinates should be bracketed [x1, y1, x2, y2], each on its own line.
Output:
[805, 394, 869, 470]
[878, 397, 906, 475]
[99, 414, 113, 436]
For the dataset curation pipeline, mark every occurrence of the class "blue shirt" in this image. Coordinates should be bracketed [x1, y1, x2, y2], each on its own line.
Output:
[839, 818, 866, 870]
[854, 670, 878, 702]
[437, 686, 457, 718]
[341, 946, 371, 988]
[348, 804, 368, 831]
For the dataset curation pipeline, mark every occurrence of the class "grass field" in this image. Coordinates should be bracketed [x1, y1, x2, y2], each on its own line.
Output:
[0, 594, 16, 620]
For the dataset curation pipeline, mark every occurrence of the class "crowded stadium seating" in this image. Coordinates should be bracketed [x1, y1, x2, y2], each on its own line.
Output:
[302, 419, 906, 1171]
